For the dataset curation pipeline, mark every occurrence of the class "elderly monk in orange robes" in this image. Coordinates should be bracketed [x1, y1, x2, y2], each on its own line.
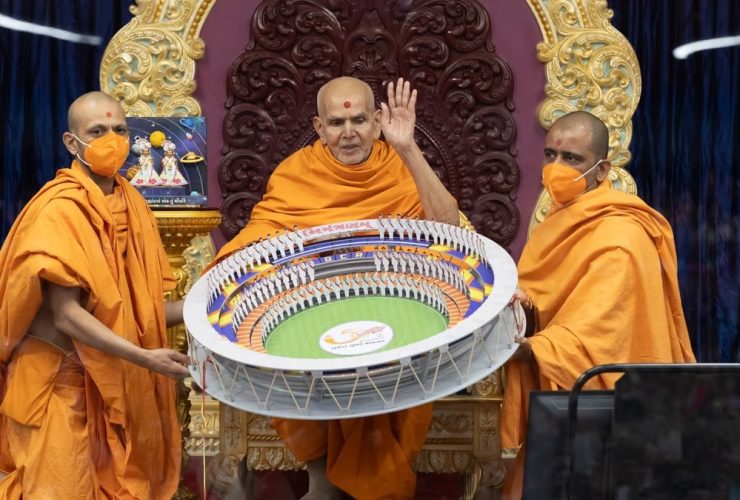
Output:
[0, 92, 190, 498]
[215, 76, 459, 499]
[499, 111, 695, 498]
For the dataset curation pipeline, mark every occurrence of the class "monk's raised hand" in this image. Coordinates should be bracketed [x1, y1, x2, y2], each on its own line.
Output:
[380, 77, 418, 152]
[144, 348, 191, 379]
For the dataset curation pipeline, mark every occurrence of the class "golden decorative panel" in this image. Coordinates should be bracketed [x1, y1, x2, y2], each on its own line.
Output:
[186, 383, 220, 457]
[99, 0, 216, 117]
[526, 0, 640, 167]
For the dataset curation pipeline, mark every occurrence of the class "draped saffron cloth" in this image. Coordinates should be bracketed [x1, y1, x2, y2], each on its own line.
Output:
[0, 162, 180, 499]
[215, 140, 433, 499]
[216, 139, 425, 260]
[501, 181, 695, 497]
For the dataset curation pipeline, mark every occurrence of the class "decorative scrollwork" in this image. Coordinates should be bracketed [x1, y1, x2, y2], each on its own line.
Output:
[100, 0, 215, 116]
[221, 103, 279, 153]
[470, 372, 502, 397]
[219, 192, 264, 240]
[462, 107, 517, 155]
[247, 447, 302, 470]
[430, 412, 474, 434]
[468, 194, 520, 246]
[414, 449, 474, 473]
[219, 0, 520, 247]
[219, 150, 271, 194]
[477, 405, 500, 453]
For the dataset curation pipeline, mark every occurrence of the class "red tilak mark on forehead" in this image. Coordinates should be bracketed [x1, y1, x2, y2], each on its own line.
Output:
[343, 101, 351, 108]
[106, 112, 112, 117]
[555, 139, 562, 146]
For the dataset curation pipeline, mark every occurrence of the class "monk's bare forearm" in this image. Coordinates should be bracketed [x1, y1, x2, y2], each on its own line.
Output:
[46, 283, 190, 378]
[49, 287, 149, 366]
[395, 143, 459, 225]
[165, 299, 184, 327]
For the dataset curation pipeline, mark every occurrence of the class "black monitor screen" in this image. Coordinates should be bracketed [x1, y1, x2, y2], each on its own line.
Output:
[610, 371, 740, 498]
[523, 390, 614, 500]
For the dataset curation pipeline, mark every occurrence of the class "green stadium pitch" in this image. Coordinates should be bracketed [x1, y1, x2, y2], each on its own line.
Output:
[264, 296, 447, 358]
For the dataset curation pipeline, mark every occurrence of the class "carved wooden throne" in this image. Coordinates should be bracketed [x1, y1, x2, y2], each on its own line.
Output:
[215, 0, 521, 496]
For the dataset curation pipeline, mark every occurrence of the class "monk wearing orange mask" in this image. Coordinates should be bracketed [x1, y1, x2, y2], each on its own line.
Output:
[0, 92, 190, 498]
[499, 111, 695, 498]
[215, 76, 459, 499]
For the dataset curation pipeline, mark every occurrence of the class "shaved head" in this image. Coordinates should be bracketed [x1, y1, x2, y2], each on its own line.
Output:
[67, 92, 122, 134]
[550, 111, 609, 159]
[316, 77, 375, 117]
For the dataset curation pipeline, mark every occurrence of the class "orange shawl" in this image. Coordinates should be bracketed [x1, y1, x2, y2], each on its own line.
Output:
[502, 181, 695, 450]
[0, 162, 180, 498]
[216, 139, 424, 260]
[218, 140, 431, 499]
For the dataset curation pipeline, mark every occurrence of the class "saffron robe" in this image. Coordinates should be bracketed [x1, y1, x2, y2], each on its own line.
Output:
[0, 162, 181, 499]
[216, 140, 435, 499]
[501, 181, 695, 497]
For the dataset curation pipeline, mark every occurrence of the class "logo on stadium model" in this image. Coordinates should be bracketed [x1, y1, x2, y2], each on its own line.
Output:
[319, 321, 394, 355]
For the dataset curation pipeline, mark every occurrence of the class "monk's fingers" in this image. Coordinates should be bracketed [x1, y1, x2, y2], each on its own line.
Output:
[395, 77, 404, 107]
[387, 81, 396, 109]
[170, 350, 191, 366]
[408, 89, 418, 116]
[170, 363, 191, 378]
[146, 349, 191, 378]
[165, 351, 191, 378]
[512, 288, 533, 309]
[401, 80, 411, 107]
[380, 102, 391, 125]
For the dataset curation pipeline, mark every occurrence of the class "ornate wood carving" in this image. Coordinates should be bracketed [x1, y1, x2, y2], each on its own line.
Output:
[219, 0, 520, 247]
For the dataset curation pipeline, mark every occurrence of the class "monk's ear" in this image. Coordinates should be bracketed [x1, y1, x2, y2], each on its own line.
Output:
[313, 116, 327, 144]
[62, 131, 80, 156]
[596, 159, 612, 182]
[372, 109, 382, 140]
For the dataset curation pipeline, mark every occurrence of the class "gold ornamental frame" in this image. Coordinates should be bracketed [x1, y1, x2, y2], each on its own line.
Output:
[99, 0, 642, 491]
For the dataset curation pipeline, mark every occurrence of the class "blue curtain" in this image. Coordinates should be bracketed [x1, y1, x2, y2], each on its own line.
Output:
[610, 1, 739, 362]
[0, 1, 131, 239]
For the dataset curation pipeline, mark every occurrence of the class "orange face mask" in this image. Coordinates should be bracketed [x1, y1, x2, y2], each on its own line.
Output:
[541, 160, 603, 204]
[74, 131, 130, 177]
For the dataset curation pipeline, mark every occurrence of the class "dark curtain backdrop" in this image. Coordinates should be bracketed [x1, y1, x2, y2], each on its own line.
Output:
[611, 1, 739, 362]
[0, 1, 131, 239]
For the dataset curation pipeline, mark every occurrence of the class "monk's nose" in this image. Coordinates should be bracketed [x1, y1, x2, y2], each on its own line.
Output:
[342, 122, 355, 137]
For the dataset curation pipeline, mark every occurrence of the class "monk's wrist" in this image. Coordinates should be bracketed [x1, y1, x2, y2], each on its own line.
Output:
[130, 345, 152, 369]
[392, 141, 422, 161]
